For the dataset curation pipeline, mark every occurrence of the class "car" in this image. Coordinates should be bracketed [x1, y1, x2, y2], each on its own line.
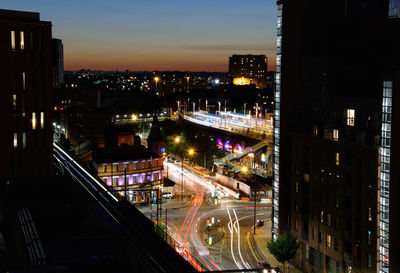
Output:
[162, 192, 173, 199]
[257, 260, 271, 269]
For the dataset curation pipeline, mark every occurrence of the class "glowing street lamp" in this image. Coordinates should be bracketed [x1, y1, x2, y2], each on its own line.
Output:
[186, 76, 190, 92]
[188, 148, 194, 156]
[131, 114, 137, 121]
[174, 136, 184, 203]
[241, 163, 257, 235]
[154, 77, 159, 91]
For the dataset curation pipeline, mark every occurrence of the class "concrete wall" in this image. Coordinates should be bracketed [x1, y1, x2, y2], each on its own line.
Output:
[215, 173, 250, 196]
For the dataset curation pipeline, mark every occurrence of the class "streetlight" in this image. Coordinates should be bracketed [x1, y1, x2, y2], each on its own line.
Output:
[205, 100, 208, 113]
[241, 161, 257, 235]
[154, 77, 159, 91]
[218, 101, 221, 114]
[188, 148, 206, 168]
[175, 136, 184, 203]
[186, 76, 190, 92]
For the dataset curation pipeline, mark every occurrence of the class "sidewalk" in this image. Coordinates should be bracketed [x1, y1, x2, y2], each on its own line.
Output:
[249, 221, 303, 273]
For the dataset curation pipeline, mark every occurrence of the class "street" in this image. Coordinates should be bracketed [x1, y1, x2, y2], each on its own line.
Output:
[137, 160, 272, 271]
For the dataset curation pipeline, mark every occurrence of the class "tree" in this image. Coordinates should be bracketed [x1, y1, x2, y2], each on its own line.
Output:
[267, 232, 299, 273]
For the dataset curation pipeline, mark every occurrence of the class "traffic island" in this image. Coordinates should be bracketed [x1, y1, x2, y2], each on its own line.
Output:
[204, 225, 224, 245]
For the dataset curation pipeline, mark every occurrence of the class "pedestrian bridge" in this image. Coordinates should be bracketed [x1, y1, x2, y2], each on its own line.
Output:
[183, 111, 273, 141]
[182, 111, 273, 178]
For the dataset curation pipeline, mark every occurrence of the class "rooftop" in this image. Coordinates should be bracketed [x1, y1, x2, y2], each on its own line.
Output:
[0, 9, 40, 21]
[93, 145, 158, 163]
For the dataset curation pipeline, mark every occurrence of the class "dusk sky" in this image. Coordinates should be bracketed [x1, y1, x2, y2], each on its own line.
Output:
[2, 0, 277, 72]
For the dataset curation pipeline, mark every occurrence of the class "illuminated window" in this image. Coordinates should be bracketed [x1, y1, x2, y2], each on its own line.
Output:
[13, 94, 17, 110]
[368, 230, 371, 245]
[22, 72, 26, 90]
[327, 234, 332, 247]
[313, 126, 318, 137]
[20, 31, 24, 50]
[335, 153, 340, 166]
[124, 163, 129, 170]
[112, 164, 118, 172]
[32, 112, 36, 130]
[13, 132, 17, 149]
[346, 109, 355, 126]
[112, 177, 118, 186]
[368, 207, 372, 221]
[103, 165, 107, 173]
[40, 112, 44, 129]
[389, 0, 400, 17]
[11, 31, 15, 50]
[367, 254, 371, 268]
[333, 129, 339, 141]
[22, 132, 26, 149]
[321, 210, 324, 223]
[327, 214, 332, 226]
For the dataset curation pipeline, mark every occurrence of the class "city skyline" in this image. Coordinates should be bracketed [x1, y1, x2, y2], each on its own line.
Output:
[1, 0, 277, 72]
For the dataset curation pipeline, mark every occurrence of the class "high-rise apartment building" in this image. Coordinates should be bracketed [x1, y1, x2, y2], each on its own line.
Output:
[0, 9, 53, 178]
[229, 54, 268, 89]
[273, 1, 400, 273]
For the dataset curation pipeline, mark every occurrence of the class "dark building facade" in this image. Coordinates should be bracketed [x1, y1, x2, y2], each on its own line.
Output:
[0, 9, 53, 178]
[273, 1, 400, 273]
[52, 38, 63, 88]
[229, 54, 268, 89]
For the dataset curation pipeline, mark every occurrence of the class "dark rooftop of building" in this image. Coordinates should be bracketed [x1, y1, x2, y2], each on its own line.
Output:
[93, 145, 158, 163]
[0, 9, 40, 21]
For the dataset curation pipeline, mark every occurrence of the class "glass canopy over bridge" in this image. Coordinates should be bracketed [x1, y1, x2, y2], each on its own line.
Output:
[184, 111, 273, 140]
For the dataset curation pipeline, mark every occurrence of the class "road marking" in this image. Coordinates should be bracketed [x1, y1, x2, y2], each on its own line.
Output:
[226, 208, 240, 269]
[233, 209, 248, 269]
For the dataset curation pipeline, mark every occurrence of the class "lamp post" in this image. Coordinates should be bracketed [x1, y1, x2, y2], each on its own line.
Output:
[154, 77, 159, 91]
[188, 148, 206, 168]
[175, 136, 184, 203]
[218, 101, 221, 114]
[241, 157, 257, 235]
[205, 100, 208, 113]
[186, 76, 190, 92]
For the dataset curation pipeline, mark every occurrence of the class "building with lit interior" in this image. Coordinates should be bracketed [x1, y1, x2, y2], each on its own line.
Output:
[229, 54, 268, 89]
[273, 1, 400, 273]
[0, 9, 53, 178]
[94, 145, 163, 203]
